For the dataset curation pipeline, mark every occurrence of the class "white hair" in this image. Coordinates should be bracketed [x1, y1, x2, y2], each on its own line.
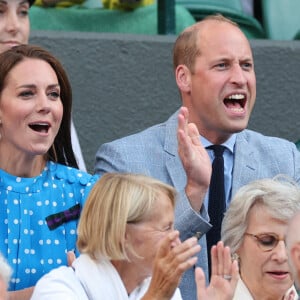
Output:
[222, 175, 300, 254]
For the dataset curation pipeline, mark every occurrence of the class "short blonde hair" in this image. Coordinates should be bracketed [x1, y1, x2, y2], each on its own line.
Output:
[77, 173, 176, 261]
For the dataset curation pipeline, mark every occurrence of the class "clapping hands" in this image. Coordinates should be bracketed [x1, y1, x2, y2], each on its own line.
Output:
[195, 241, 239, 300]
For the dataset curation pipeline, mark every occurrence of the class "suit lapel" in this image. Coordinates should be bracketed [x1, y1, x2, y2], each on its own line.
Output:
[232, 130, 258, 197]
[164, 110, 187, 191]
[162, 116, 261, 197]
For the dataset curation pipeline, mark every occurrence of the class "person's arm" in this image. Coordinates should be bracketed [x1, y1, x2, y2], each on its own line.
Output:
[67, 251, 76, 267]
[142, 230, 200, 300]
[8, 287, 34, 300]
[174, 188, 211, 242]
[195, 241, 239, 300]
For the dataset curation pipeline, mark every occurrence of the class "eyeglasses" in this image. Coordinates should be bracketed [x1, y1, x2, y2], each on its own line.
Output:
[244, 232, 285, 252]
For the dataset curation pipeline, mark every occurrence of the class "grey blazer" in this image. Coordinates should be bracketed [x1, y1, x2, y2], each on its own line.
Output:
[95, 110, 300, 300]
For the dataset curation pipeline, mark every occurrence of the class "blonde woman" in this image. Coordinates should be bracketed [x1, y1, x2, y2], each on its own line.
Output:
[32, 173, 238, 299]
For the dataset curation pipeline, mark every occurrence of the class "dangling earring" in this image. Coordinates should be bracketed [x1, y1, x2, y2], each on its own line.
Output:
[231, 252, 241, 273]
[231, 252, 240, 263]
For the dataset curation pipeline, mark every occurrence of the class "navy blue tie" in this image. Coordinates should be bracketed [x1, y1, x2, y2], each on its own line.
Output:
[206, 145, 226, 277]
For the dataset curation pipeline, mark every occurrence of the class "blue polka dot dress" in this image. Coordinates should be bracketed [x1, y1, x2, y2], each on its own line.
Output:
[0, 161, 99, 291]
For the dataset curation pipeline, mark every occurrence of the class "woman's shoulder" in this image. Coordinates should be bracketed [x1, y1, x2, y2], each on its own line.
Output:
[47, 161, 99, 187]
[31, 265, 88, 300]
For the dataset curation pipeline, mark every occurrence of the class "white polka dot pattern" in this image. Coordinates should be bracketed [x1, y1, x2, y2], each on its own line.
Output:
[0, 161, 99, 291]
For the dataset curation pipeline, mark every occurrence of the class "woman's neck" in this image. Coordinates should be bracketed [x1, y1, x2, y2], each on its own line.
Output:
[0, 153, 46, 177]
[242, 278, 288, 300]
[111, 260, 149, 295]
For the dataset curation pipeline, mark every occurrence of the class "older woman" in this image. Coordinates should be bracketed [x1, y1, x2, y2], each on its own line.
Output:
[222, 176, 300, 300]
[0, 44, 99, 300]
[31, 173, 238, 300]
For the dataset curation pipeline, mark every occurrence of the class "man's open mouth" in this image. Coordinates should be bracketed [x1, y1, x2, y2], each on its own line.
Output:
[224, 94, 246, 112]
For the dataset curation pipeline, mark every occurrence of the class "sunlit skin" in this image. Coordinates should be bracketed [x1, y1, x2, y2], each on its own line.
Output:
[111, 191, 200, 296]
[113, 192, 177, 293]
[237, 205, 294, 300]
[286, 211, 300, 290]
[176, 20, 256, 144]
[0, 0, 30, 54]
[0, 277, 7, 300]
[126, 193, 176, 273]
[0, 58, 63, 177]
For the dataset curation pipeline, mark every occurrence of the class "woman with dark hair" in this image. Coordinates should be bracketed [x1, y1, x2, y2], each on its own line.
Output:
[0, 0, 32, 54]
[0, 0, 87, 171]
[0, 44, 99, 299]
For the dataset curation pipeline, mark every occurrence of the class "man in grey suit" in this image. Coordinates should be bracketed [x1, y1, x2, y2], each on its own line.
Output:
[95, 15, 300, 300]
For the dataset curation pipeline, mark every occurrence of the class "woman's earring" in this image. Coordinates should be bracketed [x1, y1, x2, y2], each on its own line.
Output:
[231, 252, 240, 262]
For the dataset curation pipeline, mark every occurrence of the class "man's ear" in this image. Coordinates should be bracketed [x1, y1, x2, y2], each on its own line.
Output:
[290, 243, 300, 273]
[175, 65, 191, 93]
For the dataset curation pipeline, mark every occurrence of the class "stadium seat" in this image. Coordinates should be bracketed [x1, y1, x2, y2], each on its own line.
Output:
[294, 30, 300, 40]
[176, 0, 266, 39]
[29, 4, 196, 35]
[296, 140, 300, 151]
[177, 0, 243, 14]
[261, 0, 300, 40]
